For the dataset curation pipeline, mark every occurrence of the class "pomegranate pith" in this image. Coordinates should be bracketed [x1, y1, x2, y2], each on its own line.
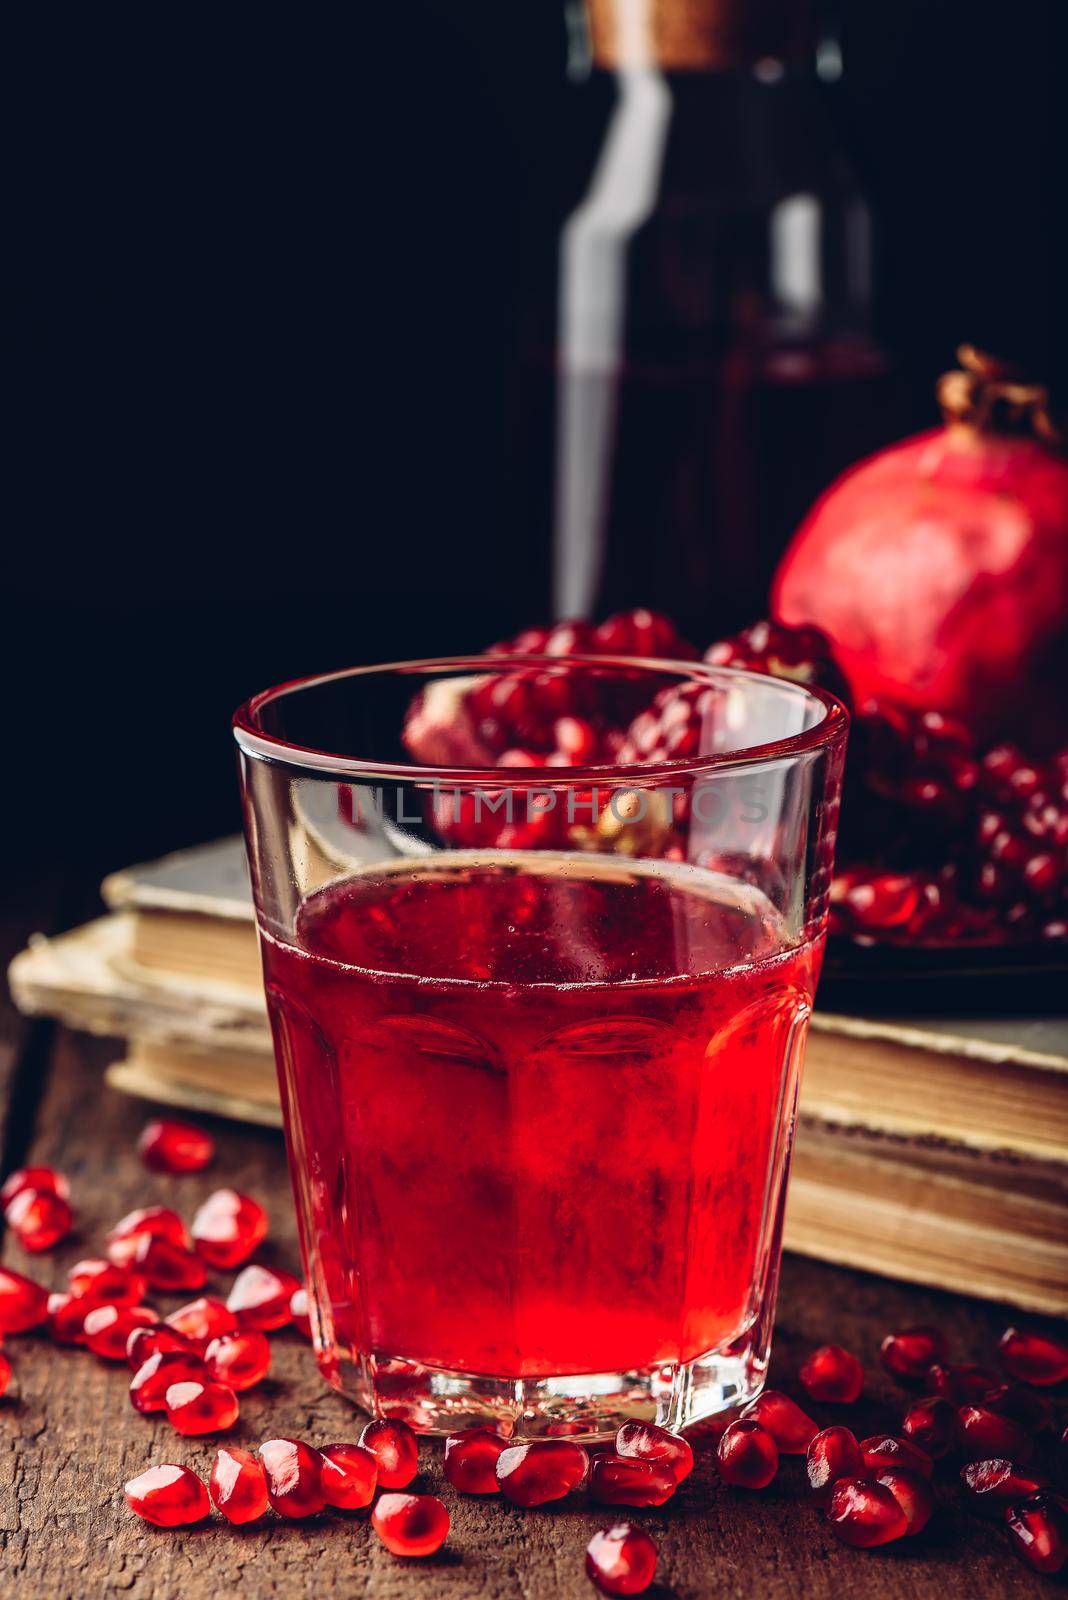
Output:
[371, 1492, 450, 1558]
[586, 1524, 658, 1597]
[717, 1420, 779, 1489]
[589, 1455, 677, 1507]
[209, 1446, 269, 1524]
[799, 1344, 864, 1404]
[258, 1437, 326, 1518]
[137, 1118, 215, 1174]
[443, 1428, 507, 1495]
[615, 1422, 694, 1485]
[740, 1390, 817, 1453]
[827, 1476, 909, 1547]
[359, 1418, 419, 1489]
[319, 1443, 378, 1510]
[124, 1463, 210, 1527]
[495, 1440, 589, 1507]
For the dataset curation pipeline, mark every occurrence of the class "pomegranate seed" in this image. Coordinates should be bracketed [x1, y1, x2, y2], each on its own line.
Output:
[204, 1329, 271, 1391]
[875, 1467, 934, 1536]
[164, 1378, 239, 1435]
[319, 1443, 378, 1509]
[359, 1417, 419, 1489]
[4, 1188, 73, 1252]
[1006, 1494, 1068, 1575]
[496, 1440, 589, 1506]
[615, 1421, 694, 1485]
[740, 1390, 817, 1453]
[586, 1523, 658, 1597]
[998, 1326, 1068, 1387]
[900, 1396, 955, 1459]
[879, 1325, 948, 1384]
[190, 1189, 268, 1269]
[983, 1383, 1052, 1433]
[127, 1324, 198, 1370]
[799, 1344, 863, 1404]
[925, 1362, 999, 1405]
[124, 1463, 210, 1527]
[1, 1166, 69, 1206]
[289, 1286, 312, 1339]
[209, 1446, 269, 1524]
[590, 1455, 676, 1507]
[0, 1267, 49, 1334]
[84, 1303, 159, 1362]
[554, 716, 598, 762]
[806, 1426, 864, 1505]
[0, 1350, 10, 1398]
[48, 1291, 96, 1346]
[371, 1492, 450, 1558]
[955, 1405, 1033, 1463]
[137, 1118, 214, 1174]
[165, 1296, 239, 1351]
[129, 1349, 208, 1413]
[106, 1204, 189, 1257]
[67, 1259, 146, 1305]
[258, 1438, 326, 1518]
[827, 1477, 909, 1547]
[226, 1263, 300, 1331]
[132, 1235, 206, 1293]
[961, 1459, 1047, 1513]
[717, 1420, 779, 1489]
[443, 1427, 507, 1494]
[859, 1434, 933, 1480]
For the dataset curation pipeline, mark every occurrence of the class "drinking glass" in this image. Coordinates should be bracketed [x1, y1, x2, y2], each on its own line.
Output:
[234, 655, 847, 1437]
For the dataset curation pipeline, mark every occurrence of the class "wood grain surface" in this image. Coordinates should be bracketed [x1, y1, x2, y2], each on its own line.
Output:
[1, 1017, 1059, 1599]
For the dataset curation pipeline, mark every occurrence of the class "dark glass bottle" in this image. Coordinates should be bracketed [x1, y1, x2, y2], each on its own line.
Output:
[517, 0, 903, 641]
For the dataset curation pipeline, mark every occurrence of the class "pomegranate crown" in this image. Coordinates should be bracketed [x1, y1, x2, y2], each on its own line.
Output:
[936, 345, 1061, 446]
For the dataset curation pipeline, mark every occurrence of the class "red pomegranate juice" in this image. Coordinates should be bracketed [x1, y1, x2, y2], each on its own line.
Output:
[262, 854, 819, 1383]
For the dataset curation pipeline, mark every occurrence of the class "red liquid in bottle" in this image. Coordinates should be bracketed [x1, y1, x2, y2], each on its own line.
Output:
[262, 855, 819, 1381]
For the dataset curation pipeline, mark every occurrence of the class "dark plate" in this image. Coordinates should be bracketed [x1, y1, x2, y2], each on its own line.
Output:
[820, 935, 1068, 1018]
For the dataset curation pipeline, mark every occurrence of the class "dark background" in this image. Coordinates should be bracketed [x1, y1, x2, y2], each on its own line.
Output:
[6, 0, 1062, 887]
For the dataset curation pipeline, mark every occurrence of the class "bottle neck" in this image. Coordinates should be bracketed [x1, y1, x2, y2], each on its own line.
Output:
[585, 0, 819, 74]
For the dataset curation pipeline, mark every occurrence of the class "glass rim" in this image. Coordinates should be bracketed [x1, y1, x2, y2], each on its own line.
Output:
[232, 654, 849, 783]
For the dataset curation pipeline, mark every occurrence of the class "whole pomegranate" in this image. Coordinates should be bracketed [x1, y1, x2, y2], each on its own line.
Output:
[772, 347, 1068, 747]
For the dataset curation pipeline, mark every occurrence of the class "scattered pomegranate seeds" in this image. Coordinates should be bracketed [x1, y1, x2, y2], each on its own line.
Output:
[258, 1438, 326, 1518]
[226, 1264, 301, 1331]
[0, 1350, 10, 1398]
[127, 1324, 199, 1371]
[496, 1440, 589, 1507]
[954, 1405, 1033, 1463]
[799, 1344, 864, 1404]
[859, 1435, 933, 1479]
[371, 1492, 450, 1558]
[319, 1443, 378, 1510]
[288, 1287, 312, 1340]
[164, 1378, 239, 1435]
[138, 1118, 215, 1174]
[0, 1267, 49, 1334]
[359, 1418, 419, 1490]
[129, 1349, 208, 1413]
[806, 1427, 865, 1505]
[900, 1396, 956, 1459]
[961, 1458, 1047, 1512]
[826, 1477, 909, 1548]
[997, 1326, 1068, 1387]
[443, 1427, 507, 1495]
[4, 1187, 73, 1252]
[1005, 1494, 1068, 1575]
[204, 1330, 271, 1392]
[925, 1362, 999, 1405]
[739, 1390, 817, 1453]
[717, 1420, 779, 1490]
[615, 1422, 694, 1485]
[67, 1259, 146, 1305]
[84, 1304, 159, 1362]
[124, 1463, 211, 1527]
[131, 1234, 207, 1293]
[589, 1455, 676, 1507]
[1, 1166, 69, 1206]
[879, 1325, 948, 1384]
[875, 1467, 934, 1536]
[165, 1296, 239, 1351]
[209, 1446, 269, 1524]
[191, 1190, 268, 1269]
[586, 1523, 658, 1597]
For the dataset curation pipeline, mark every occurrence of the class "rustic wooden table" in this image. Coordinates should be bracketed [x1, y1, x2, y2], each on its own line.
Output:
[0, 897, 1051, 1599]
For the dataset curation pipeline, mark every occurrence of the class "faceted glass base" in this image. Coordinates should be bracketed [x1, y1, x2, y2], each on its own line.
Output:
[319, 1323, 770, 1441]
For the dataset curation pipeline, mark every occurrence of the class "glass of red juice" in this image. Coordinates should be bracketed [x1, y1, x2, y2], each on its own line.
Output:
[234, 655, 847, 1438]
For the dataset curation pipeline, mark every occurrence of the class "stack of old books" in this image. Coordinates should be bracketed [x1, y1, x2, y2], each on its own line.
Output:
[9, 839, 1067, 1314]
